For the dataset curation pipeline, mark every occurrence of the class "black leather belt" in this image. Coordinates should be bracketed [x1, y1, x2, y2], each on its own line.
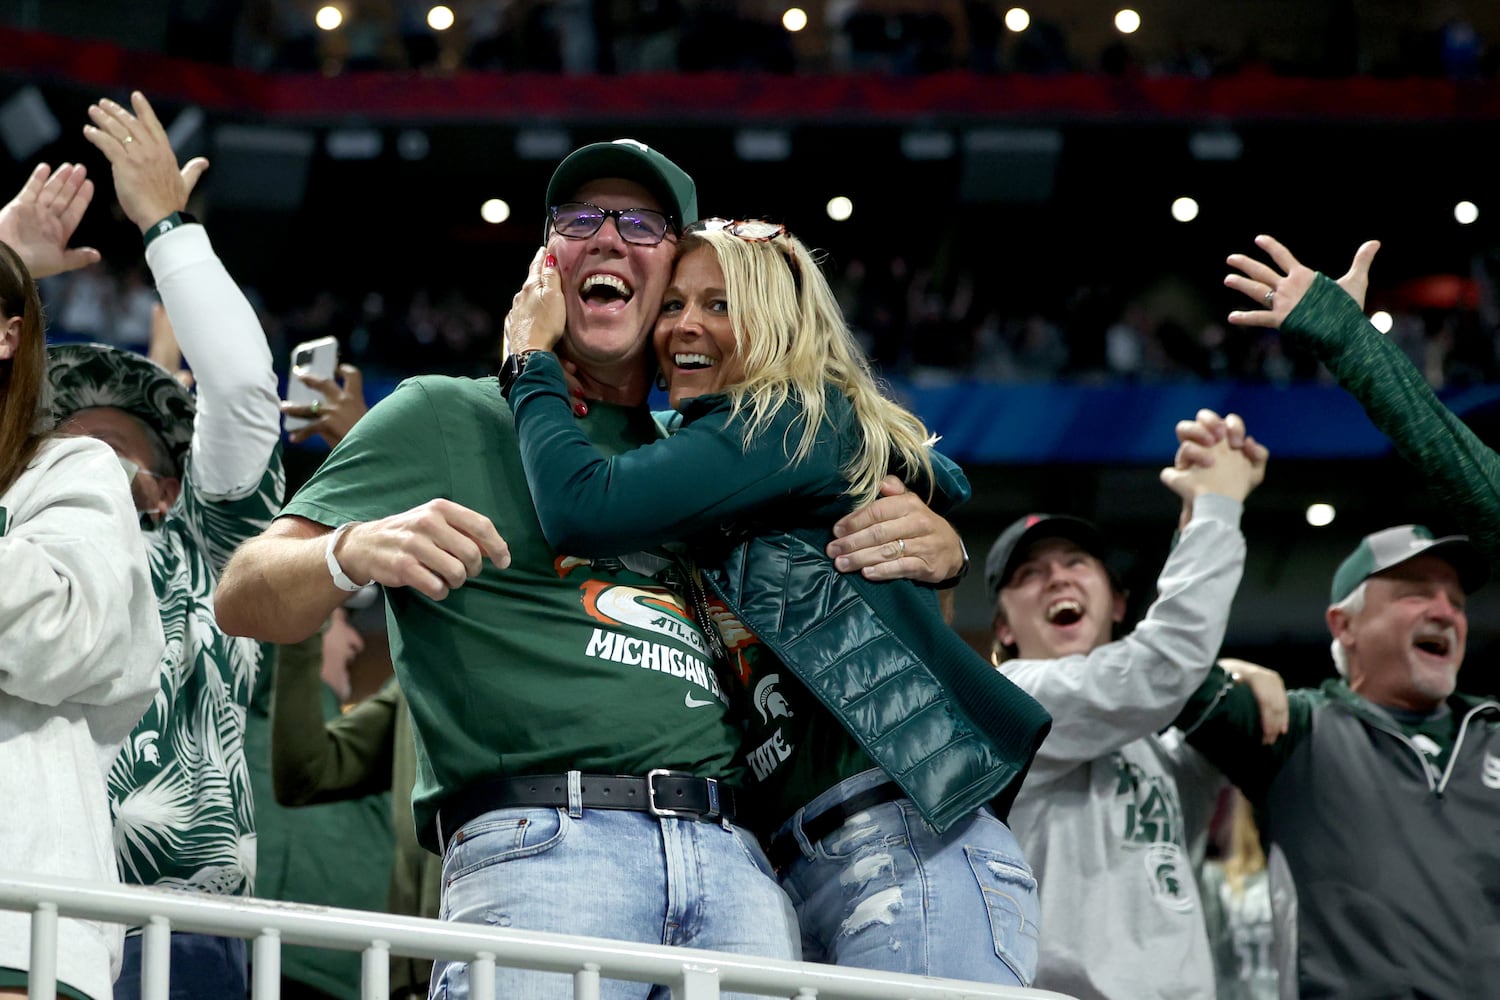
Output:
[435, 771, 741, 852]
[766, 782, 905, 871]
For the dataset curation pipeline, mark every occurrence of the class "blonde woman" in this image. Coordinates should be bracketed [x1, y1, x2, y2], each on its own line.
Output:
[503, 220, 1051, 986]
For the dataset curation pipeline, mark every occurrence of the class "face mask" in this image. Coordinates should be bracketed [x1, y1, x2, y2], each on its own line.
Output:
[117, 455, 168, 530]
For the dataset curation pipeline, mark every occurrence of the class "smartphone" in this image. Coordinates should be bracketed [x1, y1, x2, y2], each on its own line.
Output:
[284, 336, 339, 433]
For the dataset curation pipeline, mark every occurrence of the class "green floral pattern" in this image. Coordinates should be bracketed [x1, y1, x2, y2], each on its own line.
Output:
[109, 453, 284, 896]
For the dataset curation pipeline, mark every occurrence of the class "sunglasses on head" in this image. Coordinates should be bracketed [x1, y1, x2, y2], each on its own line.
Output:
[549, 202, 675, 246]
[684, 218, 787, 242]
[685, 218, 801, 292]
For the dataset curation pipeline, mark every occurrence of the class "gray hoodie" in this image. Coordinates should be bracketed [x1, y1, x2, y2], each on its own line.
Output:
[1001, 494, 1245, 1000]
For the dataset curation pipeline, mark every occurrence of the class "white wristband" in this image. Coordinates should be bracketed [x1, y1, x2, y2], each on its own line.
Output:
[324, 522, 366, 592]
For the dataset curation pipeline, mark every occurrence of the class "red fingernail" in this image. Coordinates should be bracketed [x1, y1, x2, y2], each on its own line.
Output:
[573, 402, 588, 417]
[545, 253, 557, 269]
[569, 387, 584, 399]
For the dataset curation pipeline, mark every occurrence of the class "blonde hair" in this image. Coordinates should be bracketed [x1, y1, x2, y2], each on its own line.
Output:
[1221, 788, 1267, 897]
[678, 227, 933, 506]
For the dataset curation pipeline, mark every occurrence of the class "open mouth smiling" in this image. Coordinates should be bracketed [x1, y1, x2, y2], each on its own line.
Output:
[1046, 598, 1084, 627]
[673, 353, 716, 370]
[1412, 631, 1453, 658]
[580, 273, 633, 306]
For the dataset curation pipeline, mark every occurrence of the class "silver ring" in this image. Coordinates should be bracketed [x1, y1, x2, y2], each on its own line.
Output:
[897, 538, 906, 557]
[309, 398, 322, 417]
[1263, 289, 1275, 307]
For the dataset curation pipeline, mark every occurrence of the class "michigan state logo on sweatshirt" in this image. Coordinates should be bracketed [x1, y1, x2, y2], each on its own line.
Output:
[1112, 753, 1195, 913]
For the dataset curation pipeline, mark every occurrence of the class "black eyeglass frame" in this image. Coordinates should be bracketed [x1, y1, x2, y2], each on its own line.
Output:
[548, 202, 677, 246]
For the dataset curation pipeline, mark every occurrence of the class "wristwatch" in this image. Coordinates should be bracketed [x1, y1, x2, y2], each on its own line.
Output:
[497, 350, 540, 400]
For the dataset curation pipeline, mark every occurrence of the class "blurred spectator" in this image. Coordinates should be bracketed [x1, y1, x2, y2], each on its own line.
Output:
[1199, 787, 1279, 1000]
[247, 624, 396, 1000]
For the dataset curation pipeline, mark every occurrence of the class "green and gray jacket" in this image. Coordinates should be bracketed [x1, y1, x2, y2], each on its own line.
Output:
[1179, 671, 1500, 999]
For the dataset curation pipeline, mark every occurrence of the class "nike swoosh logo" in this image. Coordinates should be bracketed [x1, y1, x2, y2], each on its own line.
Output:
[684, 693, 716, 709]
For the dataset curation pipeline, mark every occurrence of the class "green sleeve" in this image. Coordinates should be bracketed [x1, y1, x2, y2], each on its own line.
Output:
[1174, 665, 1316, 806]
[281, 378, 453, 528]
[509, 352, 848, 555]
[928, 449, 971, 514]
[271, 637, 397, 806]
[1284, 274, 1500, 565]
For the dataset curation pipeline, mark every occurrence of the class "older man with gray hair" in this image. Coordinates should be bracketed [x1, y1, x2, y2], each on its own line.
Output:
[1176, 523, 1499, 999]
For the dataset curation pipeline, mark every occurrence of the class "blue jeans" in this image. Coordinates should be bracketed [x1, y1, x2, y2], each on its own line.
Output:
[431, 803, 799, 1000]
[115, 932, 247, 1000]
[774, 768, 1041, 986]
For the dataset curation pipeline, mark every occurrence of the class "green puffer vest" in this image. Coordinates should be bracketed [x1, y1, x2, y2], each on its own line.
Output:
[701, 526, 1052, 834]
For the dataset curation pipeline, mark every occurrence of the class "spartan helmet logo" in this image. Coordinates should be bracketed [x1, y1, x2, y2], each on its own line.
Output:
[132, 730, 161, 767]
[1482, 752, 1500, 791]
[753, 674, 794, 724]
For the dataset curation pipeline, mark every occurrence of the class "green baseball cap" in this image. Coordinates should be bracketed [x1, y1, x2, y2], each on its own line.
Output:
[1329, 524, 1488, 604]
[545, 139, 698, 227]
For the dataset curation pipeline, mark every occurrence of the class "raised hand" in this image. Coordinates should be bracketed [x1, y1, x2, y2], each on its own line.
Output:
[1172, 408, 1269, 473]
[1160, 409, 1268, 530]
[0, 162, 101, 278]
[1226, 234, 1381, 329]
[83, 91, 209, 233]
[281, 363, 369, 446]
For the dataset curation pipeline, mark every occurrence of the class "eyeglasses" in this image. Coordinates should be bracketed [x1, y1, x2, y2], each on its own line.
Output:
[684, 218, 787, 242]
[117, 454, 166, 483]
[549, 202, 675, 246]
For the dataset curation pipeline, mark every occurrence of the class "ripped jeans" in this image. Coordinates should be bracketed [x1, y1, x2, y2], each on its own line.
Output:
[773, 768, 1041, 986]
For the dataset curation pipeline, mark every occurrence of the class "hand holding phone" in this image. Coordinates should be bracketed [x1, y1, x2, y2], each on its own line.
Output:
[282, 336, 339, 435]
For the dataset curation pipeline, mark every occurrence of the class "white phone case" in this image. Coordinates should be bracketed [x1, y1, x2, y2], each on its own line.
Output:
[284, 336, 340, 433]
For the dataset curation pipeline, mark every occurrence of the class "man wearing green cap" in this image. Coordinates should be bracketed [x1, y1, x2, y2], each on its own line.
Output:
[1174, 522, 1500, 999]
[217, 138, 967, 998]
[48, 92, 284, 997]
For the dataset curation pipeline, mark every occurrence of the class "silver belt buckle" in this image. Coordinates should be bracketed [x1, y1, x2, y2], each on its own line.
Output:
[646, 768, 694, 818]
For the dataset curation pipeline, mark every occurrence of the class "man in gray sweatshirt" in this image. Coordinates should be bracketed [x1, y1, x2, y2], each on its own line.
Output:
[992, 414, 1266, 1000]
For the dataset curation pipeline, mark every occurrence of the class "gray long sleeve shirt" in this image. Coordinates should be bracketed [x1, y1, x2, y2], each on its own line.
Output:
[1001, 494, 1246, 1000]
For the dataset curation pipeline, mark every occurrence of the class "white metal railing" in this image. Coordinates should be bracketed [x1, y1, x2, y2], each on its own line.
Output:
[0, 871, 1077, 1000]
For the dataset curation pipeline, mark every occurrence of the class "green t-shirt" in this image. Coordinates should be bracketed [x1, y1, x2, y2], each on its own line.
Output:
[281, 376, 745, 851]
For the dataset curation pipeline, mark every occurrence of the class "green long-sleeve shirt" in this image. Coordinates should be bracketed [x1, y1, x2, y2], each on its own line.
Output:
[248, 641, 393, 998]
[1282, 272, 1500, 564]
[269, 644, 440, 995]
[508, 353, 956, 826]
